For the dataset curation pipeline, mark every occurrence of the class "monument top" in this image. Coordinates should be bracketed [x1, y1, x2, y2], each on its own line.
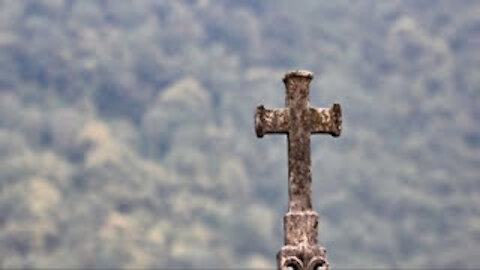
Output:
[255, 69, 342, 269]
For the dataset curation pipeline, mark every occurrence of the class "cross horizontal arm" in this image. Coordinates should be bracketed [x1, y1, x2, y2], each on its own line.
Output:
[310, 103, 342, 137]
[255, 105, 289, 137]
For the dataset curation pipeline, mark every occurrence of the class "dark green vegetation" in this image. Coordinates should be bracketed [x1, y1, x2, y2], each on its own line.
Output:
[0, 0, 479, 268]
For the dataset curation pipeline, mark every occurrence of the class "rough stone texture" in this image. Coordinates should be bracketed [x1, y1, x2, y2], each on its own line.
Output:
[255, 70, 342, 270]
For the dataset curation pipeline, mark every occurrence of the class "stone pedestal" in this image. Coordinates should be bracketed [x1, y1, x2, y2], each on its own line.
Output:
[277, 211, 329, 270]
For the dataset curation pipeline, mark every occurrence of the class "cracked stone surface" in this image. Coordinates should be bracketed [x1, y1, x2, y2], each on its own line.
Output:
[255, 70, 342, 270]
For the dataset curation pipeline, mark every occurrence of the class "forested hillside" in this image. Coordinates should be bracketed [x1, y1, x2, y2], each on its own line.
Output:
[0, 0, 479, 268]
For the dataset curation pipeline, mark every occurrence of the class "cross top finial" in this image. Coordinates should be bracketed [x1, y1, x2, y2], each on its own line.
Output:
[282, 70, 314, 83]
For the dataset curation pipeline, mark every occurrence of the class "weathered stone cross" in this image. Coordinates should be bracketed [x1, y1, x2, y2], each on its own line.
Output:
[255, 70, 342, 270]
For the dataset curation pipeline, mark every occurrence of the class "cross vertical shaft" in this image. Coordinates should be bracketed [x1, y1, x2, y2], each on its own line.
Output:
[285, 72, 314, 212]
[255, 70, 342, 270]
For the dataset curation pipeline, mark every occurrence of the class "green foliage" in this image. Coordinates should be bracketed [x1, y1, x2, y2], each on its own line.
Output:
[0, 0, 479, 268]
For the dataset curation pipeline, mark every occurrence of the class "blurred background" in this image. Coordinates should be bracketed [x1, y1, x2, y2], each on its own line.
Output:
[0, 0, 479, 268]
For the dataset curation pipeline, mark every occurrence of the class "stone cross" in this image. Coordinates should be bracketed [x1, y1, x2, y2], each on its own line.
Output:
[255, 70, 342, 270]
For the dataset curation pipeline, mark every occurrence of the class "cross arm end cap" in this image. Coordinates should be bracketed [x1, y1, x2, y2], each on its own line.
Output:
[255, 105, 265, 138]
[331, 103, 342, 137]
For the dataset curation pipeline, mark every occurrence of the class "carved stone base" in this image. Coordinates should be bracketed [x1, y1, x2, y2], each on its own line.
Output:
[277, 211, 329, 270]
[277, 244, 328, 270]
